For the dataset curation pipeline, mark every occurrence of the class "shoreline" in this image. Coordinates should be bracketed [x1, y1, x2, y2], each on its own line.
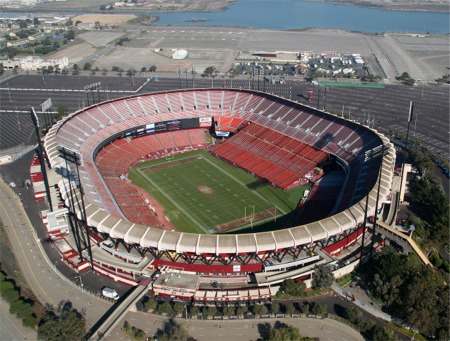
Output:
[0, 0, 448, 15]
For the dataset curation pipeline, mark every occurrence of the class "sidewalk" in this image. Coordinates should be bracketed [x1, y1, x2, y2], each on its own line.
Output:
[0, 296, 38, 341]
[331, 282, 392, 321]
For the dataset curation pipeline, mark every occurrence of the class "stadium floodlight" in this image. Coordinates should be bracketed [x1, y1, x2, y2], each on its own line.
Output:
[84, 82, 102, 105]
[29, 107, 53, 211]
[58, 146, 94, 270]
[369, 143, 390, 260]
[360, 143, 390, 265]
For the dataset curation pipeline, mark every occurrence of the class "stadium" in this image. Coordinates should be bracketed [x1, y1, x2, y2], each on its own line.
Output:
[43, 89, 395, 300]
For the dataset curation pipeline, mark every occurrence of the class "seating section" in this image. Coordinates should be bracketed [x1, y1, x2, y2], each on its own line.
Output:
[94, 129, 208, 226]
[214, 116, 247, 132]
[211, 123, 329, 189]
[297, 171, 346, 224]
[51, 90, 381, 222]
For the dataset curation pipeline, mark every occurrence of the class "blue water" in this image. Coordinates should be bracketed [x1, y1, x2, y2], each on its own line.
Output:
[154, 0, 450, 34]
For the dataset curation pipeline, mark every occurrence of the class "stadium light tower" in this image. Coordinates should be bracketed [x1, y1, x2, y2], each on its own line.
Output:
[359, 144, 389, 265]
[395, 101, 414, 205]
[58, 147, 94, 270]
[369, 143, 390, 259]
[29, 107, 53, 211]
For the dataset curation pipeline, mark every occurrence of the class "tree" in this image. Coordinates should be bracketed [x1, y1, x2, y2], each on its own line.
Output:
[372, 326, 396, 341]
[279, 279, 306, 297]
[190, 305, 199, 317]
[253, 304, 268, 316]
[311, 303, 327, 317]
[37, 301, 86, 341]
[65, 30, 75, 40]
[141, 66, 147, 72]
[143, 297, 157, 311]
[156, 319, 192, 341]
[270, 302, 280, 315]
[158, 302, 172, 315]
[33, 17, 40, 26]
[223, 305, 235, 317]
[173, 303, 184, 316]
[301, 302, 310, 315]
[311, 264, 334, 290]
[9, 300, 29, 318]
[83, 62, 92, 71]
[203, 306, 216, 319]
[267, 322, 301, 341]
[344, 307, 362, 324]
[284, 302, 295, 316]
[204, 66, 216, 76]
[149, 65, 157, 72]
[42, 37, 52, 46]
[236, 305, 247, 317]
[56, 106, 69, 121]
[100, 4, 106, 10]
[399, 72, 410, 80]
[0, 281, 19, 302]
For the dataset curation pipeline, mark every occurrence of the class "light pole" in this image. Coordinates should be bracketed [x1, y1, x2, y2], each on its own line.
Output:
[7, 82, 12, 102]
[75, 275, 84, 290]
[414, 113, 420, 137]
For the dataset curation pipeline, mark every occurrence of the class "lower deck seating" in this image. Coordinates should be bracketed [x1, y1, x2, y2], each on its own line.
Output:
[94, 129, 208, 226]
[211, 123, 329, 189]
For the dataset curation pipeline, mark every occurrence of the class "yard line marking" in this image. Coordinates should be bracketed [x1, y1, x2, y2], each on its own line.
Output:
[201, 154, 288, 214]
[137, 168, 209, 233]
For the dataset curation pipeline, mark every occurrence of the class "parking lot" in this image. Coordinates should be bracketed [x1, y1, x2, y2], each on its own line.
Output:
[64, 26, 448, 81]
[0, 73, 448, 159]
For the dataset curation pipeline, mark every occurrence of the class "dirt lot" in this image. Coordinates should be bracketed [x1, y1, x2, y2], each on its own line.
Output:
[32, 0, 235, 13]
[49, 42, 97, 64]
[72, 14, 137, 26]
[78, 31, 126, 47]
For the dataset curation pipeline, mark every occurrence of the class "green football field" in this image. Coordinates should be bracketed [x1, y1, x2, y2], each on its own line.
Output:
[128, 150, 305, 234]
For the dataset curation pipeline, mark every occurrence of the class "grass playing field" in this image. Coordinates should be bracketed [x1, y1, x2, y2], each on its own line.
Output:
[128, 150, 305, 234]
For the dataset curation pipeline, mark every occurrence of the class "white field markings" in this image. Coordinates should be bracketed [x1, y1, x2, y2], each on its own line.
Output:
[162, 165, 241, 226]
[136, 168, 210, 234]
[200, 153, 287, 215]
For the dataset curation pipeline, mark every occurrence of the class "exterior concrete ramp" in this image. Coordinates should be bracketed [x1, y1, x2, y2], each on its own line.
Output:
[88, 280, 151, 341]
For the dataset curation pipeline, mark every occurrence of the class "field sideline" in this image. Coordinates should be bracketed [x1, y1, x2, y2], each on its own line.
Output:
[128, 150, 305, 234]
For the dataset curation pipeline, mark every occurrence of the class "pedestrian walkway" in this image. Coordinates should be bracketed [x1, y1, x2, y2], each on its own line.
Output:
[331, 282, 392, 321]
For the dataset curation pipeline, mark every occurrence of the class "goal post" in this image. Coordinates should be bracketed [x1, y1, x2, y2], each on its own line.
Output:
[165, 149, 174, 161]
[244, 204, 255, 229]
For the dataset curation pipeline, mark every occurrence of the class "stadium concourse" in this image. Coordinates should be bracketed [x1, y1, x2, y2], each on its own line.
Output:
[40, 89, 395, 302]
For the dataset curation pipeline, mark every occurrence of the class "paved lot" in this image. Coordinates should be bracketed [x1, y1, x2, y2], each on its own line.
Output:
[58, 26, 448, 80]
[1, 73, 448, 159]
[78, 31, 126, 47]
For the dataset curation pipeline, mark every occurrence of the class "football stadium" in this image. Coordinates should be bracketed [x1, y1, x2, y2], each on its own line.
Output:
[43, 89, 395, 301]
